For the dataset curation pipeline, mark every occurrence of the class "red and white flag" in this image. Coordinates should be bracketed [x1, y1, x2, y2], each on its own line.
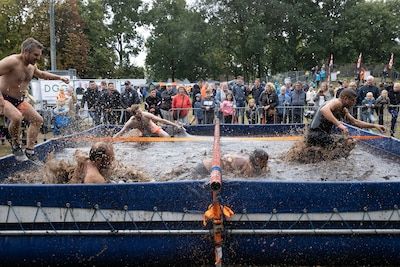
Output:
[356, 53, 362, 69]
[329, 54, 334, 68]
[388, 53, 394, 70]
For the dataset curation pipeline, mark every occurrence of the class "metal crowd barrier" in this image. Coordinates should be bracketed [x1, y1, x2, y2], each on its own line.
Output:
[0, 104, 399, 144]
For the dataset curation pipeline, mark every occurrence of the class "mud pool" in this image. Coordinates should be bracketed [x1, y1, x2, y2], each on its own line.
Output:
[4, 136, 400, 183]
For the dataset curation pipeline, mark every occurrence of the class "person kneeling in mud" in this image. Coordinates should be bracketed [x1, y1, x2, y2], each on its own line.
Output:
[299, 89, 386, 161]
[114, 104, 185, 138]
[193, 149, 269, 178]
[70, 142, 115, 184]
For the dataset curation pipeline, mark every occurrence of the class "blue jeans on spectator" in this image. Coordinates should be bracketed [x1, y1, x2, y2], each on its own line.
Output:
[236, 101, 245, 124]
[89, 110, 101, 125]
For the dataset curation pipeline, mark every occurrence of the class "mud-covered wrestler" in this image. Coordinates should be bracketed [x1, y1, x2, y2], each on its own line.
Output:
[193, 149, 269, 178]
[114, 104, 185, 138]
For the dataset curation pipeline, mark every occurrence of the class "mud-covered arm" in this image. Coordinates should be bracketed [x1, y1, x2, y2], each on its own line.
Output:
[345, 108, 385, 132]
[114, 117, 135, 137]
[146, 112, 182, 128]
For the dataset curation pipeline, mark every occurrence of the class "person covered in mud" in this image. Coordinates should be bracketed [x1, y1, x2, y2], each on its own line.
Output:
[70, 142, 115, 184]
[306, 88, 385, 150]
[193, 149, 269, 178]
[113, 104, 185, 138]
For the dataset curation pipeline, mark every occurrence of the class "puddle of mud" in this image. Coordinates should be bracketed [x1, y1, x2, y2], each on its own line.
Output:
[4, 136, 400, 183]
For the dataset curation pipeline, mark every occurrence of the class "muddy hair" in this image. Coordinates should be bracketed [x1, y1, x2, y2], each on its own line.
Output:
[129, 104, 141, 114]
[249, 149, 269, 173]
[89, 142, 113, 168]
[21, 38, 44, 53]
[339, 88, 357, 99]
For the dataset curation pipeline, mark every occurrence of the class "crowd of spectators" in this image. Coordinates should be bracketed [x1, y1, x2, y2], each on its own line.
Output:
[26, 75, 400, 139]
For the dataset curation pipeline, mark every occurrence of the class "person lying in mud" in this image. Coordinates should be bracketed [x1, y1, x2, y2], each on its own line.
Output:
[193, 149, 269, 178]
[307, 88, 385, 147]
[69, 142, 115, 184]
[114, 104, 185, 138]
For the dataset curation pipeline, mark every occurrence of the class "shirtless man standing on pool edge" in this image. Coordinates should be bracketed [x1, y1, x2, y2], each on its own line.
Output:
[0, 37, 69, 161]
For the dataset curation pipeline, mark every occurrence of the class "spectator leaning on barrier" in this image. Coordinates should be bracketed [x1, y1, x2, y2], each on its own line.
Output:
[290, 82, 306, 123]
[81, 81, 100, 125]
[172, 86, 192, 124]
[387, 82, 400, 137]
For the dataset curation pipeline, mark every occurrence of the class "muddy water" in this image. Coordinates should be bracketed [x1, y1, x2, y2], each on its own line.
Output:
[5, 136, 400, 183]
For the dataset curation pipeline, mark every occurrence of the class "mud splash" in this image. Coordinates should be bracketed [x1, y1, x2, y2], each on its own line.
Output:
[5, 150, 150, 184]
[285, 136, 356, 163]
[4, 136, 400, 183]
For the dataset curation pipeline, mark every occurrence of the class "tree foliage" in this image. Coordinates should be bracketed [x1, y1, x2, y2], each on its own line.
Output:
[0, 0, 399, 80]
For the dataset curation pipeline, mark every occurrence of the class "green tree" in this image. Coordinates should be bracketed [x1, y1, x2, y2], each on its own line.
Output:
[145, 0, 209, 81]
[78, 0, 116, 78]
[0, 0, 30, 58]
[337, 0, 400, 65]
[103, 0, 143, 77]
[57, 0, 90, 76]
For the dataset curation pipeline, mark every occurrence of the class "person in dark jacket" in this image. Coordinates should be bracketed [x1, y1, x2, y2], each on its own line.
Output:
[81, 81, 100, 125]
[258, 82, 278, 124]
[145, 88, 161, 116]
[103, 82, 122, 125]
[290, 82, 306, 123]
[191, 83, 201, 103]
[96, 81, 109, 124]
[387, 82, 400, 136]
[160, 85, 176, 121]
[251, 78, 264, 106]
[120, 81, 140, 123]
[202, 89, 216, 124]
[190, 93, 204, 125]
[232, 76, 246, 123]
[356, 75, 380, 106]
